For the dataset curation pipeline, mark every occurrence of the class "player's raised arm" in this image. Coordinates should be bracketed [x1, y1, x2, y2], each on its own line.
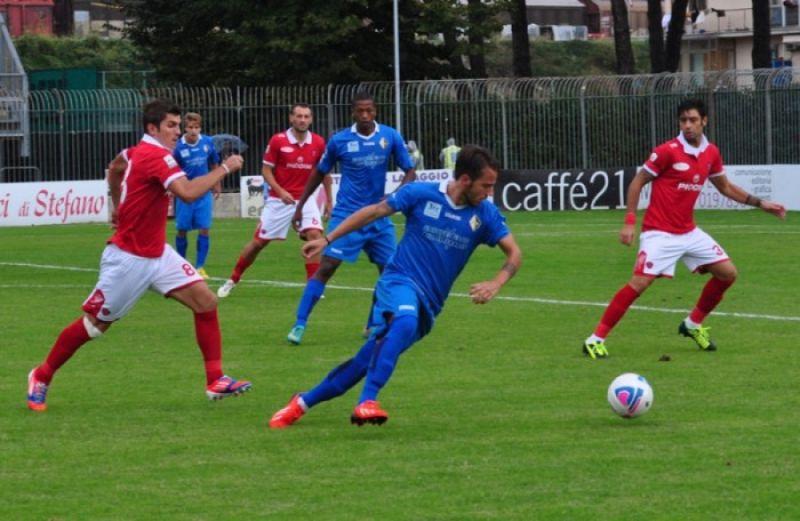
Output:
[709, 174, 787, 220]
[107, 152, 128, 225]
[302, 200, 395, 259]
[620, 169, 655, 246]
[170, 154, 242, 202]
[469, 234, 522, 304]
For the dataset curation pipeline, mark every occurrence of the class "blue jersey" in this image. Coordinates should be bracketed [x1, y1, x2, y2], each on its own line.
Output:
[173, 134, 220, 180]
[318, 123, 414, 219]
[385, 182, 510, 316]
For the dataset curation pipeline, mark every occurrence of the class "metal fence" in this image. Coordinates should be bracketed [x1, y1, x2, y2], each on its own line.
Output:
[2, 69, 800, 188]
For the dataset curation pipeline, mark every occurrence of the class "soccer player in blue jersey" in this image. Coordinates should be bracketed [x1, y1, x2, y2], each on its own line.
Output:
[286, 91, 416, 345]
[173, 112, 221, 278]
[269, 145, 522, 428]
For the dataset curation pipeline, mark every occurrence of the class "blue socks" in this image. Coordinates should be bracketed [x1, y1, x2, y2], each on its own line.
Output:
[196, 234, 210, 268]
[359, 315, 417, 403]
[302, 336, 377, 408]
[175, 235, 188, 258]
[301, 315, 419, 409]
[294, 278, 326, 327]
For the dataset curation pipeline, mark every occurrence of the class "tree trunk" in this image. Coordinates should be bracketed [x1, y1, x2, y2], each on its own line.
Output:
[610, 0, 635, 74]
[664, 0, 688, 72]
[467, 0, 488, 77]
[510, 0, 532, 77]
[647, 0, 665, 73]
[752, 0, 772, 69]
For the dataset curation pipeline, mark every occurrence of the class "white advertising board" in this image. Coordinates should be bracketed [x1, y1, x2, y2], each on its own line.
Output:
[639, 165, 800, 211]
[0, 180, 108, 226]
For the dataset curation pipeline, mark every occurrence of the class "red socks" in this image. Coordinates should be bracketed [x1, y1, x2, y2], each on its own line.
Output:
[35, 317, 92, 384]
[689, 277, 735, 324]
[230, 255, 256, 284]
[594, 284, 641, 338]
[305, 262, 319, 281]
[194, 310, 224, 385]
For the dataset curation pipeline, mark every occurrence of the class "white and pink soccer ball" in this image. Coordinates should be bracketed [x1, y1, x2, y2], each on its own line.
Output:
[607, 373, 654, 418]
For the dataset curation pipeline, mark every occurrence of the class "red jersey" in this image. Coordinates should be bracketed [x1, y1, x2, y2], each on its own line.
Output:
[110, 135, 186, 257]
[262, 129, 325, 199]
[641, 134, 724, 234]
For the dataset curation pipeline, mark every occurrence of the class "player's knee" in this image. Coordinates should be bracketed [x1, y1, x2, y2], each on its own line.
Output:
[717, 267, 738, 282]
[82, 316, 106, 338]
[388, 315, 417, 343]
[195, 289, 218, 312]
[315, 259, 340, 281]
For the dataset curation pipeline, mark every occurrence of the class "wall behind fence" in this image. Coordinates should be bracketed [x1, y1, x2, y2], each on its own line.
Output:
[1, 69, 799, 189]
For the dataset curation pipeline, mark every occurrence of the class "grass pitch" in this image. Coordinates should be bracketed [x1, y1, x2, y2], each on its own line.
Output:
[1, 210, 798, 520]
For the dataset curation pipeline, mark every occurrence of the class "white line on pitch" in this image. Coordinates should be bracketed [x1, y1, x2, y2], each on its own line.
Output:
[2, 261, 799, 323]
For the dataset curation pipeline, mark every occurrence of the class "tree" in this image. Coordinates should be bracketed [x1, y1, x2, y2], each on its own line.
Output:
[610, 0, 635, 74]
[647, 0, 665, 73]
[119, 0, 468, 86]
[752, 0, 772, 69]
[466, 0, 490, 77]
[664, 0, 688, 72]
[509, 0, 532, 77]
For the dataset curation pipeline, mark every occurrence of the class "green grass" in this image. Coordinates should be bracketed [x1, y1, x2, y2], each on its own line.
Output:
[1, 210, 798, 520]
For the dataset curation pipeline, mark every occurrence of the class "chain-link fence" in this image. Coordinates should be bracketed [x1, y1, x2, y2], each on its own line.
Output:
[1, 69, 799, 187]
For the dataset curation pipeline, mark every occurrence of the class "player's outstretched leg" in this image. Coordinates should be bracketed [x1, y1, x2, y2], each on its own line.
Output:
[218, 239, 268, 298]
[583, 283, 643, 359]
[351, 315, 417, 426]
[289, 258, 339, 344]
[269, 336, 377, 428]
[28, 316, 103, 411]
[680, 271, 735, 352]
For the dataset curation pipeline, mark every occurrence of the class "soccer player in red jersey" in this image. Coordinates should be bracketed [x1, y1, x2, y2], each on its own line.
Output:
[582, 98, 786, 359]
[217, 104, 331, 298]
[27, 99, 252, 411]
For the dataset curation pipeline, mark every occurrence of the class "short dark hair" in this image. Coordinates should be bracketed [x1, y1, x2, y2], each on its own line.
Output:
[142, 98, 181, 132]
[454, 145, 501, 181]
[291, 103, 311, 114]
[677, 98, 707, 119]
[351, 90, 374, 108]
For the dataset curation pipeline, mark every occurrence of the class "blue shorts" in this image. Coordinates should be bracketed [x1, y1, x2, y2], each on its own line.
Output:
[371, 273, 434, 341]
[175, 192, 213, 231]
[324, 215, 396, 265]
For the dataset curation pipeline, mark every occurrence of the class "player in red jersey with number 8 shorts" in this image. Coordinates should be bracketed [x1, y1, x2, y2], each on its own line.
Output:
[582, 98, 786, 359]
[26, 99, 252, 412]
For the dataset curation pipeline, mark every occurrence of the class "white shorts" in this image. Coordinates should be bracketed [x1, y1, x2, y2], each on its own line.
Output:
[634, 227, 729, 279]
[255, 197, 323, 241]
[82, 244, 204, 321]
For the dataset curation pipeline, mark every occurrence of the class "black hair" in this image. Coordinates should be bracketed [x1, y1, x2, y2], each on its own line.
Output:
[290, 103, 312, 114]
[454, 145, 501, 181]
[142, 98, 181, 132]
[351, 90, 375, 108]
[677, 98, 707, 119]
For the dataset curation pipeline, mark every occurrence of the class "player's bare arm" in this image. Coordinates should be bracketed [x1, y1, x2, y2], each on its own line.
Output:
[322, 174, 333, 220]
[620, 169, 655, 246]
[292, 167, 326, 230]
[170, 154, 242, 202]
[302, 200, 395, 259]
[399, 167, 416, 188]
[107, 153, 127, 227]
[709, 174, 787, 220]
[262, 163, 294, 205]
[209, 162, 222, 199]
[469, 234, 522, 304]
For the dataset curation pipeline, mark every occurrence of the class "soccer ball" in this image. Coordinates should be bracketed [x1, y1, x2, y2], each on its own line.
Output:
[607, 373, 653, 418]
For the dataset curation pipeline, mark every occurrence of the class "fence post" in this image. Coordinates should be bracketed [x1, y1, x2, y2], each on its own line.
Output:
[765, 71, 773, 165]
[579, 78, 588, 169]
[57, 90, 66, 181]
[649, 77, 657, 149]
[500, 93, 509, 167]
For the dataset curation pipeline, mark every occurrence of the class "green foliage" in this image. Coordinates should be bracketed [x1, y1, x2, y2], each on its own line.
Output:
[487, 39, 653, 77]
[118, 0, 468, 86]
[1, 210, 798, 519]
[13, 34, 146, 71]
